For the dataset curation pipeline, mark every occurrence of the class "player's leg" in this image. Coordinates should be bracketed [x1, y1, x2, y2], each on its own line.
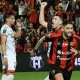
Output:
[62, 70, 72, 80]
[49, 64, 64, 80]
[54, 73, 63, 80]
[6, 55, 16, 80]
[1, 74, 7, 80]
[1, 55, 8, 80]
[1, 64, 15, 80]
[1, 54, 16, 80]
[49, 70, 64, 80]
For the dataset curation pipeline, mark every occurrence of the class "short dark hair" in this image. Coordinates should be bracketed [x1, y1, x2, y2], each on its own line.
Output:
[54, 14, 63, 22]
[3, 13, 14, 22]
[63, 20, 73, 26]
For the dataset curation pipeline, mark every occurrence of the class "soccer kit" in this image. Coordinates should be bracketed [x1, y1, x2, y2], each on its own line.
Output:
[1, 24, 16, 73]
[46, 22, 62, 63]
[47, 33, 80, 80]
[44, 22, 80, 80]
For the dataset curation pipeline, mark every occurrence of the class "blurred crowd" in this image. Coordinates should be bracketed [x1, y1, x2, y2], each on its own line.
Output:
[0, 0, 80, 53]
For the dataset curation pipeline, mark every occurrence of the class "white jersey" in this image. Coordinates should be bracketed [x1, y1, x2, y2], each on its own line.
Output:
[1, 24, 16, 55]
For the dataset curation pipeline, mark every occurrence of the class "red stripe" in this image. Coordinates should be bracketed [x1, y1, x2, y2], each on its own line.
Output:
[68, 38, 79, 71]
[50, 29, 62, 38]
[1, 34, 7, 36]
[3, 69, 15, 73]
[51, 39, 58, 64]
[60, 55, 67, 69]
[68, 53, 75, 71]
[48, 56, 52, 64]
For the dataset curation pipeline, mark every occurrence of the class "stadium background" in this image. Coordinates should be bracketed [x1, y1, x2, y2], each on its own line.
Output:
[0, 0, 80, 80]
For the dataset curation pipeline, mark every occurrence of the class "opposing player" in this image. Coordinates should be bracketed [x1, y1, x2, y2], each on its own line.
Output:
[1, 13, 22, 80]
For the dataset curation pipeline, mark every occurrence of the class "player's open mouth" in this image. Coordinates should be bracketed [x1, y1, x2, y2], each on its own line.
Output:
[52, 23, 54, 27]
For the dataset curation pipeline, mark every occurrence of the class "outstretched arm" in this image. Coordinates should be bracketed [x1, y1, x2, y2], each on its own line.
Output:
[29, 36, 46, 56]
[39, 2, 48, 27]
[34, 36, 45, 51]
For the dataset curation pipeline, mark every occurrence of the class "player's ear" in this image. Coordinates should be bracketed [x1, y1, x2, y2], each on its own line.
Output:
[59, 20, 63, 25]
[6, 18, 9, 22]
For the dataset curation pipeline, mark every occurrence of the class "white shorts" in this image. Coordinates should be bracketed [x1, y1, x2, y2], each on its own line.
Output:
[1, 51, 16, 73]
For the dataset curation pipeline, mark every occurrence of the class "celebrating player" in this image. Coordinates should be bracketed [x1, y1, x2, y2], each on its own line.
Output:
[29, 20, 80, 80]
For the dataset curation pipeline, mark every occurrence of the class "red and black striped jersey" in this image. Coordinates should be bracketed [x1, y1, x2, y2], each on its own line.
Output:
[46, 22, 63, 64]
[46, 34, 80, 71]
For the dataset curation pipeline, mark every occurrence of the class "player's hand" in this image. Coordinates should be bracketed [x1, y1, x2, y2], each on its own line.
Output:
[28, 50, 36, 56]
[70, 47, 78, 55]
[3, 57, 8, 66]
[16, 19, 22, 27]
[41, 2, 47, 8]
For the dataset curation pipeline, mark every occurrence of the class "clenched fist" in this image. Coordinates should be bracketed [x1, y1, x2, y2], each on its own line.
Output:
[41, 2, 47, 8]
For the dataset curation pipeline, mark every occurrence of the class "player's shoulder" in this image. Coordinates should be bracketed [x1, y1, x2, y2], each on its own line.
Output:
[57, 28, 62, 33]
[49, 32, 61, 38]
[1, 24, 10, 34]
[1, 24, 9, 30]
[73, 34, 80, 39]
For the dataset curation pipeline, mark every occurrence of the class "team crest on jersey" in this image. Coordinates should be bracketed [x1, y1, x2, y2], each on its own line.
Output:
[30, 56, 44, 70]
[3, 29, 7, 34]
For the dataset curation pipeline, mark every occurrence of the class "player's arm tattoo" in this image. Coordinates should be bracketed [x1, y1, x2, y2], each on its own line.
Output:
[33, 36, 46, 52]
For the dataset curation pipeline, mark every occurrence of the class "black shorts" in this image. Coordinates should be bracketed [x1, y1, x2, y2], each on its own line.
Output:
[49, 64, 72, 80]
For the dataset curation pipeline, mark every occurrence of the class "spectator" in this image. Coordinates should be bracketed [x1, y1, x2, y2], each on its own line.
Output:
[28, 7, 38, 29]
[48, 6, 55, 21]
[18, 0, 28, 16]
[0, 12, 3, 29]
[24, 39, 33, 53]
[58, 0, 67, 12]
[74, 5, 80, 32]
[55, 6, 63, 17]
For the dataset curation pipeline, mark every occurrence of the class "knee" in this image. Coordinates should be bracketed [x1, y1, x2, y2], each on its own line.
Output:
[54, 73, 64, 80]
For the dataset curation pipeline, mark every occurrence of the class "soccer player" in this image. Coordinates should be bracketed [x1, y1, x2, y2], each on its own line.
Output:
[31, 20, 80, 80]
[1, 13, 22, 80]
[39, 2, 63, 33]
[31, 2, 63, 57]
[29, 2, 64, 57]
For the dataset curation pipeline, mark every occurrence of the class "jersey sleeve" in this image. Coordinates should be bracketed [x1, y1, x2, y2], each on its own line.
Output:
[1, 27, 9, 36]
[73, 34, 80, 50]
[49, 33, 61, 38]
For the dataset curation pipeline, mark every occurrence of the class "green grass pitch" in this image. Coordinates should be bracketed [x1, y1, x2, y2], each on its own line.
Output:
[0, 71, 80, 80]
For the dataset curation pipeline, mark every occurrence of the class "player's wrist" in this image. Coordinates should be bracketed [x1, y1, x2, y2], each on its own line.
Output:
[40, 7, 45, 10]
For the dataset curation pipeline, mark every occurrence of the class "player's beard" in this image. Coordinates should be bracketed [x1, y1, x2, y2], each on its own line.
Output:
[63, 32, 72, 39]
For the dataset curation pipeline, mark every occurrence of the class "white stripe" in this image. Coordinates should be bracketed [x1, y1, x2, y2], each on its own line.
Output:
[44, 75, 49, 80]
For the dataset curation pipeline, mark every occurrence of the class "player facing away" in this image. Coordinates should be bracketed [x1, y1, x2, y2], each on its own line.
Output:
[1, 13, 22, 80]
